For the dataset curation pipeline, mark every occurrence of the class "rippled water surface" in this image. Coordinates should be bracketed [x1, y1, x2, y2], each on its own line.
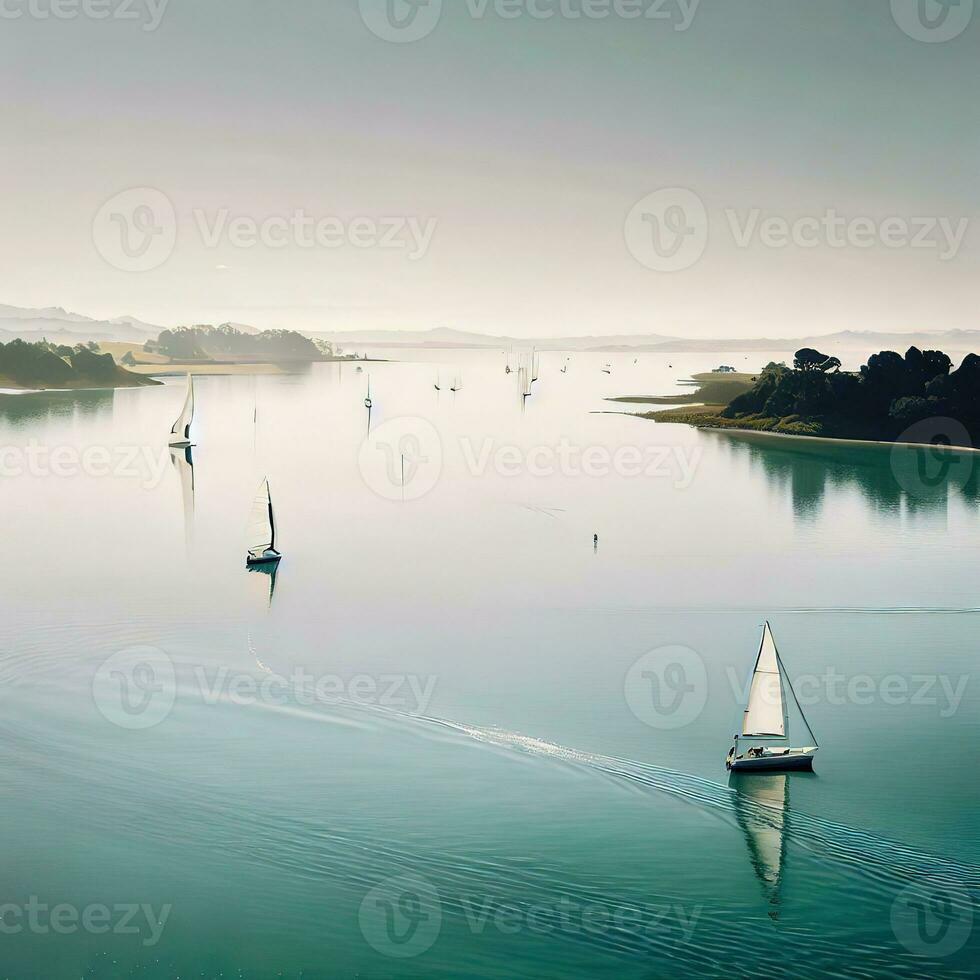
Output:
[1, 350, 977, 978]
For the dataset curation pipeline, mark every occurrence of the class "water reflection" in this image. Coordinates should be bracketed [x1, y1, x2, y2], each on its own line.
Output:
[170, 446, 195, 549]
[247, 561, 278, 608]
[0, 389, 115, 428]
[729, 772, 790, 919]
[713, 431, 980, 519]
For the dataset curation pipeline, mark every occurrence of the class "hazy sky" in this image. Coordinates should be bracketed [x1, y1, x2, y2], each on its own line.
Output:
[1, 0, 976, 337]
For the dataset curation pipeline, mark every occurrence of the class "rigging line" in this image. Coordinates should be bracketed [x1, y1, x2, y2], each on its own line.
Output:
[779, 652, 819, 747]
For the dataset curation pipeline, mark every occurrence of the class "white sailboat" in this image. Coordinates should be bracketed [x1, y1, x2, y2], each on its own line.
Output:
[450, 373, 462, 393]
[246, 477, 282, 567]
[168, 374, 195, 447]
[364, 377, 373, 409]
[726, 622, 818, 772]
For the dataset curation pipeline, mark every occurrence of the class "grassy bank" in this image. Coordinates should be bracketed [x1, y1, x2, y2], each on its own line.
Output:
[608, 372, 757, 408]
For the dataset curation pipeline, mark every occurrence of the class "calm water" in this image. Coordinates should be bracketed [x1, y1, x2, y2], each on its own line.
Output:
[0, 350, 977, 979]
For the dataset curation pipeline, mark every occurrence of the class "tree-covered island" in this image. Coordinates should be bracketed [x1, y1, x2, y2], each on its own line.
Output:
[622, 347, 980, 448]
[0, 340, 160, 390]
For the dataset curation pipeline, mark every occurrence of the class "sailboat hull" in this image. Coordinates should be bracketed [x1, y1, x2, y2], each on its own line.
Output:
[246, 550, 282, 567]
[727, 748, 817, 772]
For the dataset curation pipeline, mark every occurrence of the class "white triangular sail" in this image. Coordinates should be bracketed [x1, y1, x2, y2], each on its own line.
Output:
[742, 623, 788, 738]
[169, 375, 194, 446]
[247, 478, 276, 558]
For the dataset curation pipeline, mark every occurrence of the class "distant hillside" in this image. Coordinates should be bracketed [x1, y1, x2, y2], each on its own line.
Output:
[309, 327, 680, 351]
[0, 340, 161, 390]
[0, 304, 162, 345]
[313, 327, 980, 355]
[5, 302, 980, 357]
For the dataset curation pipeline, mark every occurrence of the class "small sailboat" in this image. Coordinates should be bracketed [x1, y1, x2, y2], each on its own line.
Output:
[602, 363, 612, 375]
[727, 623, 818, 771]
[168, 374, 195, 447]
[246, 478, 282, 567]
[364, 378, 373, 410]
[434, 372, 442, 392]
[450, 373, 462, 393]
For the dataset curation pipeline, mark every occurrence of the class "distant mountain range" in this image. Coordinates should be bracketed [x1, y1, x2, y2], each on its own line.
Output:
[312, 326, 980, 354]
[0, 304, 162, 345]
[3, 304, 978, 356]
[0, 305, 262, 345]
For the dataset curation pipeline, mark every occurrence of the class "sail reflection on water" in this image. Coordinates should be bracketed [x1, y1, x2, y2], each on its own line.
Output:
[169, 445, 195, 550]
[730, 771, 789, 919]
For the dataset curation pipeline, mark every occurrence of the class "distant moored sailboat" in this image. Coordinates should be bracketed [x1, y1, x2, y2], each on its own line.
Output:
[727, 623, 818, 772]
[168, 374, 195, 447]
[246, 478, 282, 567]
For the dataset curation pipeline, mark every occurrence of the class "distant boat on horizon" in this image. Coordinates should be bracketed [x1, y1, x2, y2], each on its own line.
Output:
[168, 374, 195, 447]
[727, 623, 818, 772]
[246, 477, 282, 568]
[450, 373, 462, 393]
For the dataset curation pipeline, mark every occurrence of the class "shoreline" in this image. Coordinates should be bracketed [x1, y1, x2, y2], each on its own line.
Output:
[644, 415, 980, 456]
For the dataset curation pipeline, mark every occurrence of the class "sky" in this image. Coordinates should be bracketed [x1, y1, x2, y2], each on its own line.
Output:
[0, 0, 977, 338]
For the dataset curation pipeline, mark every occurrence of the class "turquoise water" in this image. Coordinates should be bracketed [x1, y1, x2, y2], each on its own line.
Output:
[0, 351, 976, 978]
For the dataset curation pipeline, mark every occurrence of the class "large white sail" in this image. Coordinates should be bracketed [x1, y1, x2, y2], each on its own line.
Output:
[169, 375, 194, 446]
[247, 478, 276, 557]
[741, 623, 788, 738]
